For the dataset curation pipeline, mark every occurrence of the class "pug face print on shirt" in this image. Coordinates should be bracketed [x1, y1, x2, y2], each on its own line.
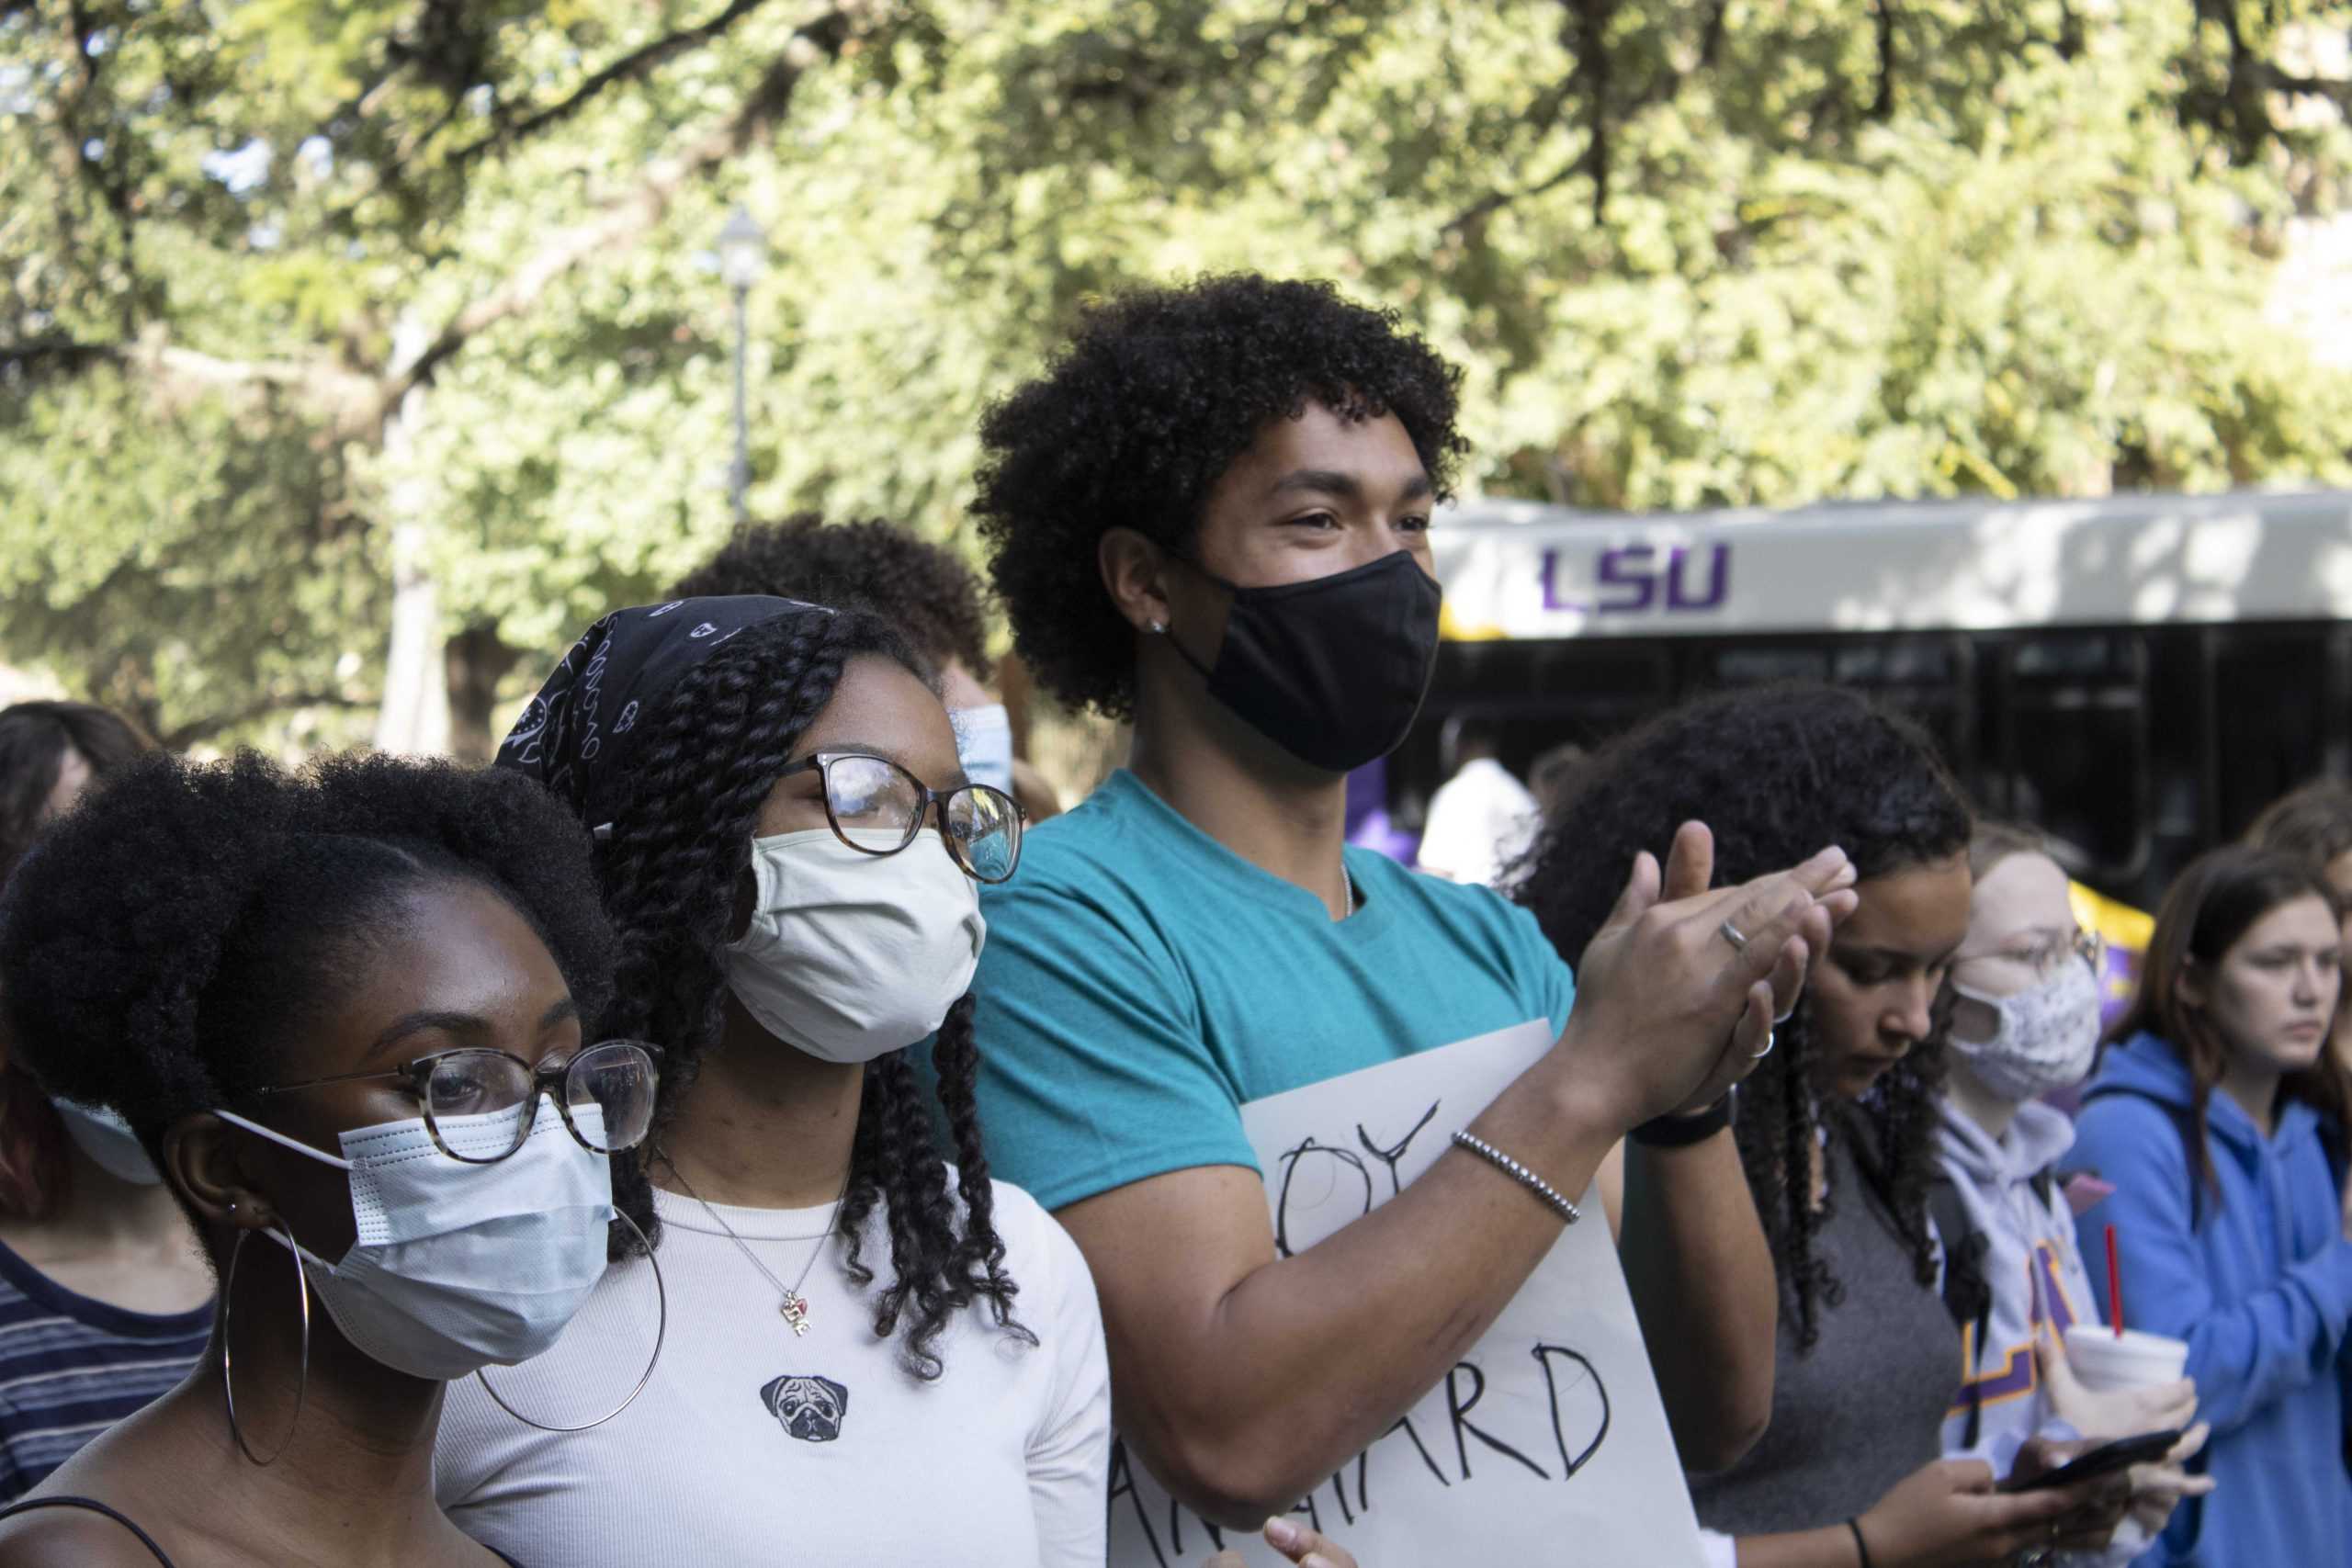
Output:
[760, 1373, 850, 1443]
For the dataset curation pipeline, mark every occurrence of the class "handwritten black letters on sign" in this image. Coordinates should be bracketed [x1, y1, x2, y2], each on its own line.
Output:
[1108, 1100, 1613, 1566]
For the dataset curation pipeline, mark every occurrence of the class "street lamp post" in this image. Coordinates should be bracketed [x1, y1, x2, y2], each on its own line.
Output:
[717, 206, 767, 524]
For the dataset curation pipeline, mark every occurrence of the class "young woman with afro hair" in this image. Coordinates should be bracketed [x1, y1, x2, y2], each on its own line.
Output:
[1516, 683, 2128, 1568]
[950, 272, 1866, 1564]
[0, 750, 637, 1567]
[433, 595, 1121, 1568]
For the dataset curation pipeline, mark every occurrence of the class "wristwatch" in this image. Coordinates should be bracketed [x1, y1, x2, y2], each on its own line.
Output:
[1629, 1088, 1736, 1148]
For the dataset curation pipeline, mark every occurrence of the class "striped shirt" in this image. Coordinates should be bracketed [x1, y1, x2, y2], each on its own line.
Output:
[0, 1240, 210, 1501]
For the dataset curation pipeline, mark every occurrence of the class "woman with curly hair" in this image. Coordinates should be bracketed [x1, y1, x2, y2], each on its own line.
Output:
[2071, 846, 2352, 1568]
[0, 703, 213, 1501]
[435, 595, 1114, 1568]
[0, 750, 647, 1566]
[1517, 684, 2125, 1567]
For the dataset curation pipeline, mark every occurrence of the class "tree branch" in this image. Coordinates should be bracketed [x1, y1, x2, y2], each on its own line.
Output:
[368, 3, 861, 426]
[1443, 0, 1724, 237]
[0, 336, 125, 379]
[1442, 156, 1587, 237]
[2255, 63, 2352, 105]
[1569, 0, 1613, 224]
[1697, 0, 1729, 70]
[17, 5, 866, 435]
[2188, 0, 2278, 152]
[62, 0, 136, 233]
[160, 691, 379, 750]
[1870, 0, 1896, 121]
[447, 0, 785, 173]
[0, 333, 379, 423]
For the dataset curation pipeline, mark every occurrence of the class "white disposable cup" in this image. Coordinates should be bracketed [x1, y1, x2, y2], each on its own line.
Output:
[2064, 1324, 2188, 1392]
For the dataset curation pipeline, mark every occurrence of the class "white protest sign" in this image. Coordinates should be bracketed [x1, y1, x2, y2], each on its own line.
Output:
[1106, 1020, 1706, 1568]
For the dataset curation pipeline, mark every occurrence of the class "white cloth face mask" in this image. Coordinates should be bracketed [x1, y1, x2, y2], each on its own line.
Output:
[950, 703, 1016, 795]
[213, 1095, 614, 1382]
[51, 1097, 163, 1185]
[727, 827, 987, 1064]
[1948, 956, 2104, 1103]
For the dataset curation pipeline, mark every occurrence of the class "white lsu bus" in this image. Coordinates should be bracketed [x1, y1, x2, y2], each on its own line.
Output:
[1400, 489, 2352, 910]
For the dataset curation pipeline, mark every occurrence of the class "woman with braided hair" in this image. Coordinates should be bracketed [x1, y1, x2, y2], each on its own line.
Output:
[433, 594, 1118, 1568]
[1515, 684, 2128, 1568]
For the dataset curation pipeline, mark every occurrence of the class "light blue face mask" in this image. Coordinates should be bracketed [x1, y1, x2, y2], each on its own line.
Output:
[213, 1096, 614, 1382]
[950, 703, 1016, 795]
[51, 1098, 163, 1186]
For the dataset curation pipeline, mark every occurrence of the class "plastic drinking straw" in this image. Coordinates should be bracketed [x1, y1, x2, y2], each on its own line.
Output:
[2106, 1223, 2125, 1339]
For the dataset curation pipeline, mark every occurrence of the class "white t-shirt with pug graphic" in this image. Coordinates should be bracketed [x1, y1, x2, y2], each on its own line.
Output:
[435, 1180, 1109, 1567]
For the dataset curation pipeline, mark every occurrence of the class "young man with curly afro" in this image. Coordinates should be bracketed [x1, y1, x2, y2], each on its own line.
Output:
[943, 274, 1860, 1566]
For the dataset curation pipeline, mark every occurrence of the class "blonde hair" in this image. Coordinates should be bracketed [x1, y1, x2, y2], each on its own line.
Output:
[1967, 819, 2053, 884]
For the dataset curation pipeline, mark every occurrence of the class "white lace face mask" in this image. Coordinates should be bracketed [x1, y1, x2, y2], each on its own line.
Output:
[1947, 957, 2103, 1103]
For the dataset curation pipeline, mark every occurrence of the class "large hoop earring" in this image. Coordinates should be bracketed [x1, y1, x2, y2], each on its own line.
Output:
[221, 1222, 310, 1466]
[471, 1206, 666, 1433]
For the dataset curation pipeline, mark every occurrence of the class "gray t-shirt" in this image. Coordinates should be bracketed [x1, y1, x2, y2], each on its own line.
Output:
[1689, 1129, 1962, 1535]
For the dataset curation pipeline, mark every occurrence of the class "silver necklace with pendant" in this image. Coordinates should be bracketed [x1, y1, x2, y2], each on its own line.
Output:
[662, 1153, 851, 1338]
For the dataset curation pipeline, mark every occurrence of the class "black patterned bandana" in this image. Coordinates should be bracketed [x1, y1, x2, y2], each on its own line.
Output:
[497, 594, 831, 832]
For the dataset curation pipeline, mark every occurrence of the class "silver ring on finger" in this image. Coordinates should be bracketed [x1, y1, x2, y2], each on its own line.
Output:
[1718, 917, 1749, 953]
[1751, 1026, 1775, 1062]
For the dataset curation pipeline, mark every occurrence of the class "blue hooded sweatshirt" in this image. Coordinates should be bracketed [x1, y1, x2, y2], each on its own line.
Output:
[2072, 1032, 2352, 1568]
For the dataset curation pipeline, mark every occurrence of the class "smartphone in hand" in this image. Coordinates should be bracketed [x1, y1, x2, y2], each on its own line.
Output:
[1996, 1429, 2183, 1495]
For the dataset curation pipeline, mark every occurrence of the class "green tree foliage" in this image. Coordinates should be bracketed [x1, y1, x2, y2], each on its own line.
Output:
[3, 0, 2349, 750]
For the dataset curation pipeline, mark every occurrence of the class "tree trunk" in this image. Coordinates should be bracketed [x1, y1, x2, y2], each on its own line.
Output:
[372, 319, 451, 758]
[445, 623, 524, 762]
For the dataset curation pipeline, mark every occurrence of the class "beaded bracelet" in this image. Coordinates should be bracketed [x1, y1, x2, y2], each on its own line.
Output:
[1451, 1131, 1582, 1225]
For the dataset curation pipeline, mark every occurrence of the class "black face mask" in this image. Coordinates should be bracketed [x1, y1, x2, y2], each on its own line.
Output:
[1164, 548, 1443, 773]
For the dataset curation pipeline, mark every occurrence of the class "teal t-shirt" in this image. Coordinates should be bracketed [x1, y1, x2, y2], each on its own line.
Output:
[953, 768, 1577, 1213]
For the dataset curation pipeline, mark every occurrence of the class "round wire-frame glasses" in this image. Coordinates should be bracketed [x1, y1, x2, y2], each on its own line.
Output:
[251, 1040, 662, 1165]
[1951, 925, 2105, 983]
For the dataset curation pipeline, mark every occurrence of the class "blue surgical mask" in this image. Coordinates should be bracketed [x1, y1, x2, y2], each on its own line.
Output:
[950, 703, 1016, 795]
[51, 1097, 163, 1186]
[213, 1097, 613, 1381]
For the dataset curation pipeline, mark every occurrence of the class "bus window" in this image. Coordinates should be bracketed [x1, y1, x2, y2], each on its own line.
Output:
[2210, 626, 2343, 840]
[1992, 633, 2152, 892]
[1705, 646, 1829, 685]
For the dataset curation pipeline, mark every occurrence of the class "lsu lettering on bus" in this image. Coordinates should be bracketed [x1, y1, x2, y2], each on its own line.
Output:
[1539, 544, 1731, 615]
